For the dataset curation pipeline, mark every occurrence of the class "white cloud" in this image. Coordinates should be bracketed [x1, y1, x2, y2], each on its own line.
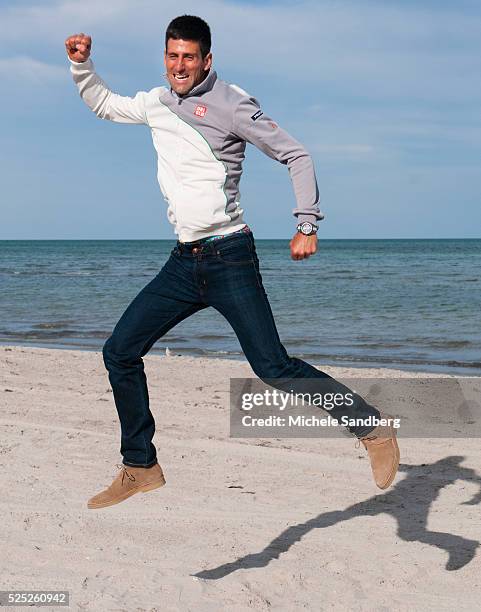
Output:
[0, 0, 480, 160]
[0, 0, 480, 102]
[0, 55, 64, 82]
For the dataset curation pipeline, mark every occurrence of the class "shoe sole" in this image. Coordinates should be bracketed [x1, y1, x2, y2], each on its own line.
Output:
[377, 434, 400, 490]
[87, 475, 166, 509]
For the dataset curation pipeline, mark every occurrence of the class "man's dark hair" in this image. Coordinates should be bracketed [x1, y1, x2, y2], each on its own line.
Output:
[165, 15, 211, 58]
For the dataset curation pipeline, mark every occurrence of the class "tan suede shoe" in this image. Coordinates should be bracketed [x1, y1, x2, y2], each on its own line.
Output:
[87, 463, 166, 509]
[359, 415, 400, 489]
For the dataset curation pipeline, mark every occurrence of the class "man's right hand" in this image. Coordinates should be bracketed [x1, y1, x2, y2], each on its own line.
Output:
[65, 33, 92, 63]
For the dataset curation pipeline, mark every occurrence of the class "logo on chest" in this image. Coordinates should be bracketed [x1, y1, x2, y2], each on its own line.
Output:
[194, 105, 207, 118]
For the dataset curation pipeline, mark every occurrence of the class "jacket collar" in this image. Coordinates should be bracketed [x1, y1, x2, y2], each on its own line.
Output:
[168, 69, 217, 99]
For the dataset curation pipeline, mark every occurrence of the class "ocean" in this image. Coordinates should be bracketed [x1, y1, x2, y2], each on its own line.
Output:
[1, 239, 480, 374]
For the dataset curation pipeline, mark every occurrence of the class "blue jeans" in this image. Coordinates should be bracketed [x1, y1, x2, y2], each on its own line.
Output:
[103, 230, 379, 467]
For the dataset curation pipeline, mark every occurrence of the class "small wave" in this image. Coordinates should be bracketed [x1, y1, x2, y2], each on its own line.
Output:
[195, 334, 233, 340]
[0, 329, 110, 340]
[32, 321, 76, 330]
[356, 343, 404, 349]
[296, 352, 481, 370]
[399, 338, 473, 349]
[6, 270, 95, 277]
[355, 339, 473, 350]
[318, 275, 364, 280]
[426, 340, 472, 348]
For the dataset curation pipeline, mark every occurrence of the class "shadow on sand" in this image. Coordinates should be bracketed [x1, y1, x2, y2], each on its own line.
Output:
[195, 456, 481, 580]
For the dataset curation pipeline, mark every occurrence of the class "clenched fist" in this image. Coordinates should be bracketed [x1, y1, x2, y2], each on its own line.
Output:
[65, 33, 92, 63]
[289, 232, 318, 261]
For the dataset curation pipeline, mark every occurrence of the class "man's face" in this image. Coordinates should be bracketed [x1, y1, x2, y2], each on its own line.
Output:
[164, 38, 212, 96]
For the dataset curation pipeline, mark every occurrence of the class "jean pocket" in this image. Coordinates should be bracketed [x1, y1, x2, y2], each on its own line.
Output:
[215, 242, 253, 265]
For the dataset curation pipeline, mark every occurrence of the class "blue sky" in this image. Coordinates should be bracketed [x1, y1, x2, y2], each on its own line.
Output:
[0, 0, 480, 239]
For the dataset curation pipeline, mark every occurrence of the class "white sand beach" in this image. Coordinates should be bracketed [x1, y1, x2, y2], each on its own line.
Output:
[1, 345, 481, 611]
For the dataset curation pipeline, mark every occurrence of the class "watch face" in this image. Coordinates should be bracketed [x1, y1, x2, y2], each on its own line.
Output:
[301, 222, 313, 234]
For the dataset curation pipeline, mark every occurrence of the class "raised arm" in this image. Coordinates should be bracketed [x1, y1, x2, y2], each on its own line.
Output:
[65, 33, 148, 125]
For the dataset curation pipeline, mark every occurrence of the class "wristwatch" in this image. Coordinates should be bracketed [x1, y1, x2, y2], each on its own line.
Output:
[296, 221, 318, 236]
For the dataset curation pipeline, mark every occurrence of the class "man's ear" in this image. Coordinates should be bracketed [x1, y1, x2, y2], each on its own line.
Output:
[204, 52, 213, 72]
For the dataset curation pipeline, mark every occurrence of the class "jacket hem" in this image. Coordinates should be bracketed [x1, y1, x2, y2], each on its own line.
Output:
[178, 220, 247, 243]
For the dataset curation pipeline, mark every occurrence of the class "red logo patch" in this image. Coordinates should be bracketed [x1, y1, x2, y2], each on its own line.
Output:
[194, 105, 207, 118]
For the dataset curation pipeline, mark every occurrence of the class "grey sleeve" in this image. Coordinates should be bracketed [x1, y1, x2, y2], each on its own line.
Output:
[69, 58, 148, 125]
[231, 95, 324, 225]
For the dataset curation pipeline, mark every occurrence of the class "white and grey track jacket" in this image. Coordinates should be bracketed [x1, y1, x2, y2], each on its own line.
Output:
[70, 59, 323, 242]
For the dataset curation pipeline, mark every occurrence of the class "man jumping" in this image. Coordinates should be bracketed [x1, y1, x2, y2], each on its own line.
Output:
[65, 15, 399, 509]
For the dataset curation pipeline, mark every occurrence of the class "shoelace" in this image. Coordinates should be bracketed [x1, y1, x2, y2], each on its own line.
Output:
[116, 464, 136, 485]
[355, 439, 368, 450]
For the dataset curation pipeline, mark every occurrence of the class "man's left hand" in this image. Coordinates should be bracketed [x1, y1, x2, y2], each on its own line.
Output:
[289, 232, 317, 260]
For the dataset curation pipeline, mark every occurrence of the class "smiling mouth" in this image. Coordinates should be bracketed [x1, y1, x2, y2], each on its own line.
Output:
[174, 74, 189, 82]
